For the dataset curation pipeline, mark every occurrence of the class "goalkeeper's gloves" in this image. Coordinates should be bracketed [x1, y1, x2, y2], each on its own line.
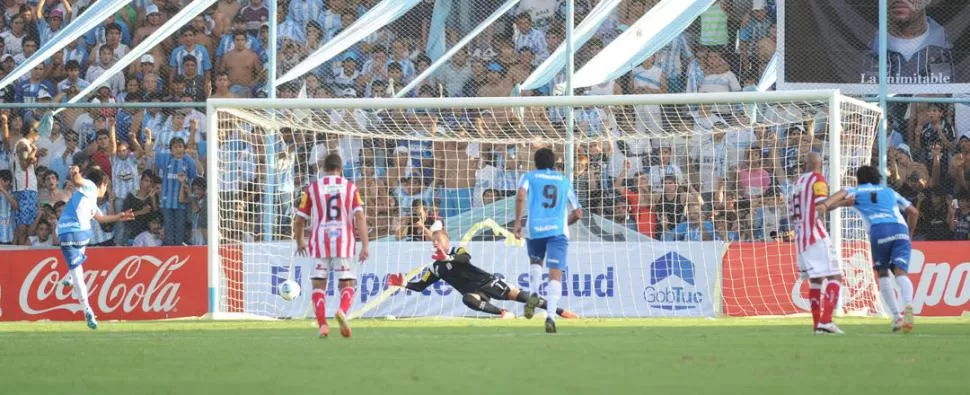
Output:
[386, 273, 405, 287]
[431, 246, 450, 262]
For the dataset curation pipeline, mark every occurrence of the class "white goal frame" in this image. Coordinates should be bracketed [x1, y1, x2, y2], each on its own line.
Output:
[204, 90, 883, 320]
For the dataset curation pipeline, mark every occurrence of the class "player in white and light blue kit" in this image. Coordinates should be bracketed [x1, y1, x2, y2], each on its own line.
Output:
[817, 166, 920, 333]
[513, 148, 583, 334]
[57, 166, 135, 329]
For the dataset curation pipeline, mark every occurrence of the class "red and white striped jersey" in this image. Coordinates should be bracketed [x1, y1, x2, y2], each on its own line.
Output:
[788, 172, 830, 252]
[296, 176, 364, 258]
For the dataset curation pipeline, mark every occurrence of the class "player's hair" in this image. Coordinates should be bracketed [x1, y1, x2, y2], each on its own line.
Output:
[85, 167, 109, 187]
[322, 153, 342, 172]
[534, 148, 556, 170]
[855, 165, 882, 185]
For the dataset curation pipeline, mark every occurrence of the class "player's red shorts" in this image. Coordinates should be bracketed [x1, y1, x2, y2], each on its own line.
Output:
[796, 238, 841, 279]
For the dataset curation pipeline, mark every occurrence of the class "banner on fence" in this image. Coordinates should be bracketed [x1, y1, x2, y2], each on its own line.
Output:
[240, 241, 723, 318]
[0, 247, 208, 321]
[722, 241, 970, 317]
[778, 0, 970, 94]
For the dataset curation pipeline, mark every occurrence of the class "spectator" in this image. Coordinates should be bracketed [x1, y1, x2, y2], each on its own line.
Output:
[663, 202, 717, 241]
[37, 170, 69, 207]
[699, 1, 730, 50]
[887, 144, 929, 190]
[610, 196, 638, 231]
[3, 112, 40, 246]
[916, 186, 951, 241]
[189, 177, 206, 245]
[123, 169, 159, 244]
[57, 60, 89, 98]
[210, 71, 237, 98]
[86, 46, 125, 95]
[89, 193, 115, 246]
[513, 12, 548, 65]
[48, 129, 77, 182]
[1, 15, 28, 56]
[913, 103, 954, 171]
[90, 23, 129, 68]
[653, 175, 690, 234]
[614, 159, 657, 238]
[133, 216, 163, 247]
[738, 0, 771, 75]
[151, 135, 197, 246]
[16, 62, 56, 103]
[180, 55, 207, 101]
[646, 145, 685, 190]
[111, 132, 142, 241]
[27, 219, 54, 247]
[169, 26, 212, 84]
[0, 169, 15, 245]
[12, 34, 37, 64]
[132, 4, 163, 46]
[239, 0, 268, 35]
[396, 199, 433, 241]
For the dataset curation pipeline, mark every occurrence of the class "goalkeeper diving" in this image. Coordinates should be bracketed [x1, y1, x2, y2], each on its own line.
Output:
[387, 222, 578, 320]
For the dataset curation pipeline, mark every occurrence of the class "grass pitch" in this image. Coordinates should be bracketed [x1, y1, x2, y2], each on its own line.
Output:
[0, 317, 967, 395]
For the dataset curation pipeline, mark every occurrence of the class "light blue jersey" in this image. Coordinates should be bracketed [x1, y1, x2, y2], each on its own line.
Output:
[519, 169, 580, 240]
[846, 183, 912, 230]
[847, 183, 913, 271]
[57, 179, 100, 236]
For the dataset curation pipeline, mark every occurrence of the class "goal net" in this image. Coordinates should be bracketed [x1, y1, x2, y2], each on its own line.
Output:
[206, 91, 884, 320]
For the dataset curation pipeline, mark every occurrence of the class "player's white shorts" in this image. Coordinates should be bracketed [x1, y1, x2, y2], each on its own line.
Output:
[796, 238, 842, 279]
[311, 257, 356, 280]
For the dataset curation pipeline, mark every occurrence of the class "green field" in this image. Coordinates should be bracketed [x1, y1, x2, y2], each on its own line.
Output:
[1, 317, 967, 395]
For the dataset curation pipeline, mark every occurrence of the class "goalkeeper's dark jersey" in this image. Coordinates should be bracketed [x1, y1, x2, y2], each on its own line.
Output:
[405, 247, 494, 294]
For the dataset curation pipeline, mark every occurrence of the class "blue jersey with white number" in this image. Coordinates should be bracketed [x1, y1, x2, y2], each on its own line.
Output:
[846, 183, 912, 231]
[519, 169, 580, 239]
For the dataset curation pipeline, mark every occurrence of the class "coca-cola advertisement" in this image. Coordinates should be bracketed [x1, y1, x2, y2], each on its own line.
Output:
[0, 247, 208, 321]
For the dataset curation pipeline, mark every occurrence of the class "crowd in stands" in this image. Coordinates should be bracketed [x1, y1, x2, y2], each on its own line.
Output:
[1, 0, 969, 247]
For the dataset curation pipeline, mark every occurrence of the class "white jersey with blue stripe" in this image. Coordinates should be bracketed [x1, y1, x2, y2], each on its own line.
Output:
[56, 179, 100, 235]
[846, 183, 911, 231]
[519, 169, 580, 239]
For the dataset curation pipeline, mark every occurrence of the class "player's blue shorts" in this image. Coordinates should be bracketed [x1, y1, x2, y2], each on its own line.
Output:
[59, 230, 92, 269]
[526, 235, 568, 271]
[869, 223, 911, 272]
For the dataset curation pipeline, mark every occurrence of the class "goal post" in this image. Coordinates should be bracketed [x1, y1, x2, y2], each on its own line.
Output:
[205, 90, 885, 320]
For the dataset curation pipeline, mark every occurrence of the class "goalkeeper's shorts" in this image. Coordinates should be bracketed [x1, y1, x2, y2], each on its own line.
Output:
[473, 279, 512, 301]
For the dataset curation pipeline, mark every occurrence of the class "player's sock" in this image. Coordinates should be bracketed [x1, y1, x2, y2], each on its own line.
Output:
[529, 264, 543, 295]
[515, 291, 529, 303]
[878, 277, 900, 316]
[546, 280, 561, 322]
[462, 294, 503, 315]
[895, 275, 914, 307]
[808, 283, 821, 329]
[69, 266, 93, 316]
[339, 287, 355, 315]
[311, 289, 327, 327]
[820, 280, 841, 324]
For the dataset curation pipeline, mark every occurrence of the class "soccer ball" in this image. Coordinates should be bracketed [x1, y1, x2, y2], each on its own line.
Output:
[279, 280, 301, 301]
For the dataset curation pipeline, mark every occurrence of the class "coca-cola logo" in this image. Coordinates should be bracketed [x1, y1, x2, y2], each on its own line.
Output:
[19, 254, 189, 315]
[790, 252, 873, 312]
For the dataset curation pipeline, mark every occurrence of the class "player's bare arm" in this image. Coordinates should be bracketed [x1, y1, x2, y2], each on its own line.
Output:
[355, 208, 369, 262]
[816, 190, 853, 216]
[513, 187, 526, 238]
[904, 205, 919, 238]
[568, 207, 582, 225]
[292, 214, 307, 256]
